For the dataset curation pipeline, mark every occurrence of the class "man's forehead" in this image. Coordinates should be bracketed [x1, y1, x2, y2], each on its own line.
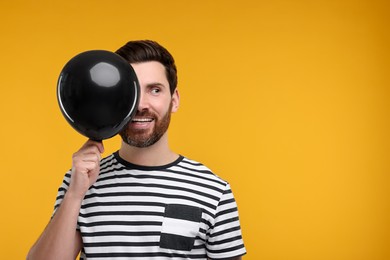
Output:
[131, 61, 168, 86]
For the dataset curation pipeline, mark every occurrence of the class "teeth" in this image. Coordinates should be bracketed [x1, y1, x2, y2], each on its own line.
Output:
[132, 118, 153, 122]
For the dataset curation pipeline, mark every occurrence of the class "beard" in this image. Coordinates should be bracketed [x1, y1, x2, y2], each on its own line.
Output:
[119, 102, 172, 148]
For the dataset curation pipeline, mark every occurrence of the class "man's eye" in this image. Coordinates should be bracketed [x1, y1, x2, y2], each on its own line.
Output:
[151, 88, 161, 94]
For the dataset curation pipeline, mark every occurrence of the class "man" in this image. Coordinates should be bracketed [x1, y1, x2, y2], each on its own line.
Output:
[28, 40, 246, 259]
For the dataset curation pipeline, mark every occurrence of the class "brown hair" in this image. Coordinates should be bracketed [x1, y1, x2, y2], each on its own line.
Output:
[115, 40, 177, 94]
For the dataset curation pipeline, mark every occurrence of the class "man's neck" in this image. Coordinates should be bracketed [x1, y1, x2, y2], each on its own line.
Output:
[118, 135, 179, 167]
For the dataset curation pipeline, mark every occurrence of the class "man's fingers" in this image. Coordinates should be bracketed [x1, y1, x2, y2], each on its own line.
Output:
[80, 152, 101, 162]
[82, 139, 105, 154]
[95, 141, 105, 154]
[83, 161, 99, 173]
[74, 141, 103, 162]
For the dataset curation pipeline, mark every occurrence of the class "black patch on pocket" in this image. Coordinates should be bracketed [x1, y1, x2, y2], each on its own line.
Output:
[159, 204, 202, 251]
[160, 233, 195, 251]
[165, 204, 202, 221]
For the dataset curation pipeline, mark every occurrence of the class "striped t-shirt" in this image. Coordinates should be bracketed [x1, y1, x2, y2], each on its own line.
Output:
[54, 151, 246, 259]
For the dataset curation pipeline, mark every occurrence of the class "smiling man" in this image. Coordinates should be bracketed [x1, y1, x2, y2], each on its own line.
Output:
[119, 61, 176, 149]
[28, 40, 246, 260]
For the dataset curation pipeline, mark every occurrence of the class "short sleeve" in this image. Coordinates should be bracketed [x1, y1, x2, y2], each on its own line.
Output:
[52, 171, 71, 215]
[51, 170, 80, 231]
[207, 183, 246, 259]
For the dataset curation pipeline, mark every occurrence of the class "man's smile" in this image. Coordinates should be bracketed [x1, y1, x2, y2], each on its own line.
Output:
[130, 117, 155, 130]
[132, 118, 154, 123]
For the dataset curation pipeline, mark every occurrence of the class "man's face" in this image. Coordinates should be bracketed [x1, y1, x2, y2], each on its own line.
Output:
[119, 61, 179, 148]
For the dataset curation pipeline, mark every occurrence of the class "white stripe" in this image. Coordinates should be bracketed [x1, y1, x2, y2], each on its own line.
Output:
[161, 217, 200, 237]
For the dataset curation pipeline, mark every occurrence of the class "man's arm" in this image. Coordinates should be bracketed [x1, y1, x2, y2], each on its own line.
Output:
[27, 140, 104, 260]
[27, 194, 83, 259]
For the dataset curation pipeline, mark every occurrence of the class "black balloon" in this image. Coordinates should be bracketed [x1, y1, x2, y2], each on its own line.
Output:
[57, 50, 139, 140]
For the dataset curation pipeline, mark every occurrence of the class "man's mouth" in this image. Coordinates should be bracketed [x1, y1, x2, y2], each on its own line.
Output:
[132, 118, 154, 123]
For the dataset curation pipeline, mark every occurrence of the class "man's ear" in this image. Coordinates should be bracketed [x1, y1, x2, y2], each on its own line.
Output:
[171, 88, 180, 113]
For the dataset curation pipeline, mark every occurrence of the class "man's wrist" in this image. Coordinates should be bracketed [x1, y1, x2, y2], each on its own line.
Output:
[63, 190, 85, 205]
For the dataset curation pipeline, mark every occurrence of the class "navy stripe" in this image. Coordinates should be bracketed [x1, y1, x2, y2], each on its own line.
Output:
[214, 216, 240, 228]
[218, 198, 235, 206]
[164, 168, 226, 186]
[79, 210, 164, 218]
[207, 235, 243, 246]
[83, 241, 159, 247]
[81, 201, 166, 209]
[78, 221, 162, 227]
[207, 244, 245, 254]
[81, 231, 160, 237]
[209, 225, 242, 238]
[85, 252, 206, 259]
[215, 207, 238, 218]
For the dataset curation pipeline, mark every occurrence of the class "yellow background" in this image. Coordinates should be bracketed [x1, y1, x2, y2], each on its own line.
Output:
[0, 0, 388, 259]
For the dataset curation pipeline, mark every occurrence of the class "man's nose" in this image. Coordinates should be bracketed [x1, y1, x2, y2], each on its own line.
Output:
[137, 93, 150, 111]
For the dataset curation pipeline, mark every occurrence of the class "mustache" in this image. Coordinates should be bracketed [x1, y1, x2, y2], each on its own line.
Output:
[133, 110, 157, 119]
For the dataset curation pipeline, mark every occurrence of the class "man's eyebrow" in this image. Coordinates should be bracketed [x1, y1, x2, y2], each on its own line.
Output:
[145, 82, 167, 88]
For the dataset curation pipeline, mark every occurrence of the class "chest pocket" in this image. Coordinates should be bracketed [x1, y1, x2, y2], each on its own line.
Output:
[159, 204, 202, 251]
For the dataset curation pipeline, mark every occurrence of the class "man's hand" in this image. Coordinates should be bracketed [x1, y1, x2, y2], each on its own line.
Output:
[68, 139, 104, 200]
